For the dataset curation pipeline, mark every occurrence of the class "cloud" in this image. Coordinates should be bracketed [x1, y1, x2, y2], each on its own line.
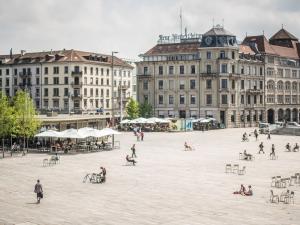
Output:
[0, 0, 299, 60]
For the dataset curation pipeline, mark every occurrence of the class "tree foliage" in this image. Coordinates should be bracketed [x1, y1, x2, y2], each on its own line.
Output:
[139, 102, 153, 118]
[0, 93, 14, 139]
[125, 98, 140, 119]
[13, 91, 41, 138]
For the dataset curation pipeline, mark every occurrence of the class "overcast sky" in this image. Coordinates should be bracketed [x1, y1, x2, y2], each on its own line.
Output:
[0, 0, 300, 60]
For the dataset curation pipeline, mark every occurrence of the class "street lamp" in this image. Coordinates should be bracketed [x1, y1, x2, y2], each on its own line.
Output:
[111, 51, 118, 127]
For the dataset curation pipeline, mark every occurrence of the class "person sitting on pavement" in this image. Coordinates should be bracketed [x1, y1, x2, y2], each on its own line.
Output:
[293, 143, 299, 152]
[244, 185, 253, 196]
[243, 150, 252, 160]
[286, 143, 291, 152]
[242, 133, 248, 141]
[126, 155, 137, 166]
[233, 184, 246, 195]
[184, 142, 193, 151]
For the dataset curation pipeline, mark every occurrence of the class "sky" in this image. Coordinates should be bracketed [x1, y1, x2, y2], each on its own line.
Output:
[0, 0, 300, 61]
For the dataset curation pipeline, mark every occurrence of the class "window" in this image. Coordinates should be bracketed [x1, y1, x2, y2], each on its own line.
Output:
[84, 88, 87, 97]
[206, 79, 212, 89]
[35, 67, 40, 75]
[179, 95, 185, 104]
[221, 64, 227, 73]
[231, 80, 235, 89]
[96, 88, 99, 96]
[292, 70, 297, 78]
[100, 68, 103, 76]
[44, 67, 48, 74]
[53, 77, 59, 85]
[260, 67, 263, 76]
[53, 99, 59, 108]
[206, 94, 212, 105]
[231, 94, 235, 104]
[179, 65, 184, 74]
[190, 80, 196, 89]
[254, 95, 257, 104]
[206, 65, 212, 74]
[143, 80, 148, 90]
[106, 89, 109, 97]
[106, 69, 109, 76]
[53, 67, 59, 74]
[143, 67, 148, 75]
[259, 81, 263, 89]
[106, 79, 109, 85]
[220, 51, 225, 59]
[90, 67, 93, 75]
[96, 68, 99, 75]
[158, 66, 163, 75]
[96, 78, 99, 85]
[241, 80, 244, 89]
[84, 67, 87, 74]
[169, 95, 174, 104]
[169, 80, 174, 90]
[158, 80, 163, 90]
[44, 88, 48, 97]
[241, 95, 244, 104]
[247, 95, 251, 104]
[144, 95, 148, 103]
[100, 89, 103, 97]
[191, 65, 196, 74]
[90, 88, 94, 97]
[259, 95, 263, 104]
[64, 77, 68, 84]
[159, 95, 164, 104]
[6, 69, 9, 75]
[169, 66, 174, 75]
[221, 79, 228, 89]
[53, 88, 59, 97]
[190, 95, 196, 105]
[0, 69, 2, 76]
[44, 77, 48, 85]
[221, 95, 228, 104]
[179, 80, 185, 90]
[36, 77, 40, 85]
[231, 51, 235, 59]
[64, 88, 68, 96]
[44, 100, 49, 108]
[207, 51, 212, 59]
[14, 69, 17, 76]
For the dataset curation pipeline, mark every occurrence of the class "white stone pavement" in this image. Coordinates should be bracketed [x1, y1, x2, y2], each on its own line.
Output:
[0, 128, 300, 225]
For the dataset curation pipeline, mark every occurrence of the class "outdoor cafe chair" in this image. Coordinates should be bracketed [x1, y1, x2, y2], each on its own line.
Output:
[238, 166, 246, 175]
[232, 164, 239, 173]
[270, 190, 279, 203]
[225, 164, 232, 173]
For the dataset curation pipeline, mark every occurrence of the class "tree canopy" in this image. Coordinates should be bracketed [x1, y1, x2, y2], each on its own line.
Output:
[125, 98, 140, 119]
[139, 102, 153, 118]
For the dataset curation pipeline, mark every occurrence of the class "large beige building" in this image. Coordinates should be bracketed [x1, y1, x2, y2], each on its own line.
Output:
[0, 49, 134, 117]
[136, 25, 300, 128]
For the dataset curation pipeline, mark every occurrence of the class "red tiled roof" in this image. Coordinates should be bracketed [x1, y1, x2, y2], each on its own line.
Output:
[239, 44, 255, 55]
[143, 43, 199, 56]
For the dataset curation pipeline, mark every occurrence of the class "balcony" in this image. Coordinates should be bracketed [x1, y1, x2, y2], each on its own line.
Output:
[19, 83, 32, 88]
[246, 88, 263, 94]
[71, 71, 83, 76]
[19, 71, 32, 77]
[71, 82, 83, 87]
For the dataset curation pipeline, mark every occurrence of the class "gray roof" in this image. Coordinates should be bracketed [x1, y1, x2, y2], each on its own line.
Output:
[203, 25, 234, 36]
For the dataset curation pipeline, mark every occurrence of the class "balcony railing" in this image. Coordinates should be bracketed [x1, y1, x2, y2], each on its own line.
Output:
[19, 71, 32, 76]
[71, 71, 83, 76]
[71, 82, 83, 87]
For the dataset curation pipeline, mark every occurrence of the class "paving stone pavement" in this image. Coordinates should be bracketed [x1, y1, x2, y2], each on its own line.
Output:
[0, 128, 300, 225]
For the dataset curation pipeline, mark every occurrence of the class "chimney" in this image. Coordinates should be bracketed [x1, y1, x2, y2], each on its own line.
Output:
[10, 48, 12, 59]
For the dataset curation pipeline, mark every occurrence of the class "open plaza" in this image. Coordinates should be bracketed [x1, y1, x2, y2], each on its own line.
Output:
[0, 128, 300, 225]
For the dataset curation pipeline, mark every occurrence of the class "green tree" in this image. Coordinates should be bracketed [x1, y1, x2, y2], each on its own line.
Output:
[125, 98, 140, 119]
[0, 93, 15, 157]
[139, 102, 153, 118]
[13, 91, 40, 150]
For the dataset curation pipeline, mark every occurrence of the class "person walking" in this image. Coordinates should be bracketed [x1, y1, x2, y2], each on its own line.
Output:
[258, 142, 265, 154]
[34, 180, 43, 204]
[141, 132, 144, 141]
[267, 132, 271, 140]
[254, 129, 258, 141]
[270, 144, 276, 158]
[131, 144, 137, 158]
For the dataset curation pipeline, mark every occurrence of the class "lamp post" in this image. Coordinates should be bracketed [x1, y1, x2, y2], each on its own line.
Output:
[111, 51, 118, 127]
[120, 67, 123, 122]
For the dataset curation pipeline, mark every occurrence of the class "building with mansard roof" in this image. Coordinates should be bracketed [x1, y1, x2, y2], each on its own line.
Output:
[136, 26, 300, 127]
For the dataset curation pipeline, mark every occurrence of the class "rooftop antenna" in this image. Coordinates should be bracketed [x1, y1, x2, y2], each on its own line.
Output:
[180, 7, 183, 36]
[222, 18, 224, 28]
[185, 27, 187, 37]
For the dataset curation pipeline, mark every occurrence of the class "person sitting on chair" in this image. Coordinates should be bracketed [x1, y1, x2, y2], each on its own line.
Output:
[126, 155, 137, 166]
[293, 143, 299, 152]
[184, 142, 192, 151]
[286, 143, 291, 152]
[99, 166, 106, 183]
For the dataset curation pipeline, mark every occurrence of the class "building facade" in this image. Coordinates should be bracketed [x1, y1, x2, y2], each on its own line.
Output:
[0, 49, 134, 116]
[136, 26, 300, 127]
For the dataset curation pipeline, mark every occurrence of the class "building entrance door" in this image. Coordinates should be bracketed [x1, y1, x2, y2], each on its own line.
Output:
[220, 111, 226, 126]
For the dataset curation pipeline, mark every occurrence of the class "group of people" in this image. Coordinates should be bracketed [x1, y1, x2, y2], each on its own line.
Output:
[233, 184, 253, 196]
[242, 130, 271, 142]
[133, 128, 144, 142]
[285, 143, 299, 152]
